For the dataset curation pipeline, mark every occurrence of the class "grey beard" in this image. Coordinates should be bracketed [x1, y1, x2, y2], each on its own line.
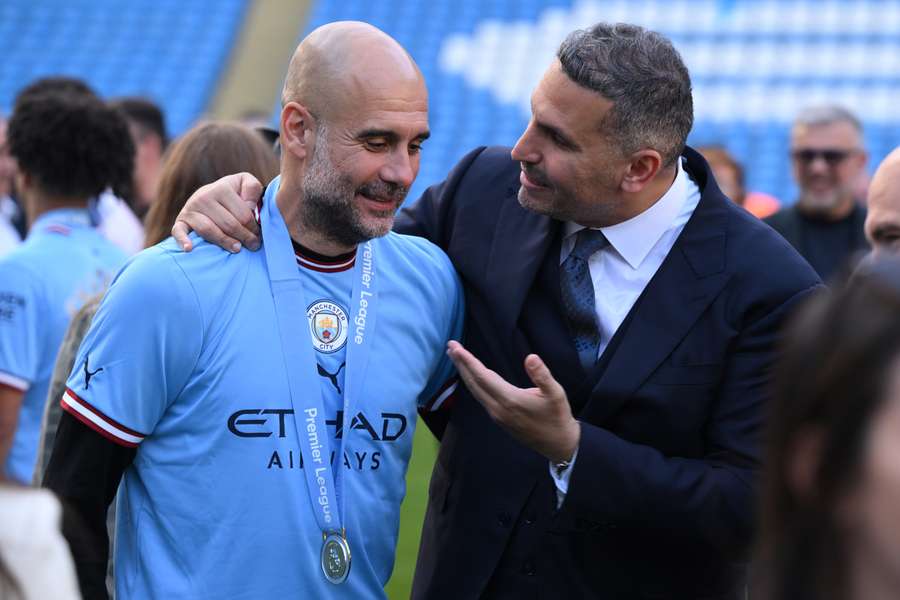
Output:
[300, 137, 409, 247]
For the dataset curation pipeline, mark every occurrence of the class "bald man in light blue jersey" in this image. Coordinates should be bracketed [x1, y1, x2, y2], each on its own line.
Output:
[45, 22, 462, 599]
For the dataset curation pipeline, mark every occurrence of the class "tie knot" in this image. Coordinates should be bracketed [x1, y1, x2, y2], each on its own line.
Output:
[570, 228, 608, 261]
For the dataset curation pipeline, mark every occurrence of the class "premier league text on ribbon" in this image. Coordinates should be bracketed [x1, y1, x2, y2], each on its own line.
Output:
[303, 407, 333, 524]
[261, 181, 379, 583]
[354, 242, 374, 345]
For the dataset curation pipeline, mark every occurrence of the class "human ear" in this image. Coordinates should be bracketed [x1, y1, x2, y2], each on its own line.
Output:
[621, 149, 663, 193]
[279, 102, 316, 161]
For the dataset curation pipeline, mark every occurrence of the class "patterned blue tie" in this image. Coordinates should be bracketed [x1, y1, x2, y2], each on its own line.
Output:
[560, 228, 609, 370]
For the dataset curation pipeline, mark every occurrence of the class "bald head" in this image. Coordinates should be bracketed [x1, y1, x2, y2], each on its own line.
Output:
[866, 147, 900, 257]
[281, 21, 424, 120]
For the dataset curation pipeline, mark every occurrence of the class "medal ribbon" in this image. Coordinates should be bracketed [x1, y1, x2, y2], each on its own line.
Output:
[260, 177, 377, 538]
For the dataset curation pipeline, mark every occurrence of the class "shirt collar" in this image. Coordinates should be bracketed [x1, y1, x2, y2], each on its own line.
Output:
[564, 158, 688, 270]
[30, 207, 93, 233]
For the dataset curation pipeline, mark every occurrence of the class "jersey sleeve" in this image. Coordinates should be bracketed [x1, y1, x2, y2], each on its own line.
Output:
[0, 261, 41, 391]
[417, 252, 465, 412]
[60, 250, 203, 447]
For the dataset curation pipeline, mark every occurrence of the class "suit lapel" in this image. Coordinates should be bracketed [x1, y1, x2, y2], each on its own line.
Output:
[581, 150, 733, 424]
[485, 194, 559, 340]
[520, 233, 585, 397]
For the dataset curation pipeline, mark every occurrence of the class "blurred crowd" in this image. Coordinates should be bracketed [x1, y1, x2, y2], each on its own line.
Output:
[0, 76, 279, 599]
[2, 37, 900, 599]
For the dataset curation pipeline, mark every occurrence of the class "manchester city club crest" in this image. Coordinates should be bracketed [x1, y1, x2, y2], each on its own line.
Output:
[306, 300, 349, 353]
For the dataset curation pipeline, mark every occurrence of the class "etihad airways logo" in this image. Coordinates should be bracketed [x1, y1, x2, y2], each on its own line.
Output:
[227, 409, 408, 442]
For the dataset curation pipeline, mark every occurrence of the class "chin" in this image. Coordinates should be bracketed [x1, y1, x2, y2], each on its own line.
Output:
[361, 218, 395, 240]
[518, 187, 574, 221]
[518, 187, 551, 214]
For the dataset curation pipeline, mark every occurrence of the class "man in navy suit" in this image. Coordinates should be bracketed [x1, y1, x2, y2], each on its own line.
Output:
[173, 22, 821, 600]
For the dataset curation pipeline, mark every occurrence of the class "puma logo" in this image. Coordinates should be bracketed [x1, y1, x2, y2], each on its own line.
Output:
[317, 362, 346, 394]
[83, 355, 103, 389]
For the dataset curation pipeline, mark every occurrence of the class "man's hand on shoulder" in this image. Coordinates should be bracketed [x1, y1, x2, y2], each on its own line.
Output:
[447, 340, 580, 463]
[171, 173, 263, 253]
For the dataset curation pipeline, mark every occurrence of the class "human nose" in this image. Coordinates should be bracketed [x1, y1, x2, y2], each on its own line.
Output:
[380, 147, 417, 189]
[511, 122, 540, 164]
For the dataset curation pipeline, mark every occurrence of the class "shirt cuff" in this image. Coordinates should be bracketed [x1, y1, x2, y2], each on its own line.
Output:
[0, 370, 30, 392]
[549, 445, 579, 509]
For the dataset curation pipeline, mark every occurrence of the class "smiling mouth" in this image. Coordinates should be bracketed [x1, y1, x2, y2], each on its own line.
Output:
[520, 169, 550, 189]
[358, 190, 401, 212]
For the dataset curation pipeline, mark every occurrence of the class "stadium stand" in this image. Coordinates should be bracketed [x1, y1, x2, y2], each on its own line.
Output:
[0, 0, 248, 136]
[4, 0, 895, 206]
[298, 0, 900, 205]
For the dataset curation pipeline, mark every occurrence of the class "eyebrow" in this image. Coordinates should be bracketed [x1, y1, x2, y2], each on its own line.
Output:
[356, 128, 431, 142]
[530, 98, 580, 150]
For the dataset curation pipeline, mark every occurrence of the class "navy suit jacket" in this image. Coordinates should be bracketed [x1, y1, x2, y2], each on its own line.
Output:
[395, 146, 821, 599]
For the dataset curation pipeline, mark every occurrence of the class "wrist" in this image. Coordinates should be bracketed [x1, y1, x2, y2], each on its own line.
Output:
[548, 419, 580, 463]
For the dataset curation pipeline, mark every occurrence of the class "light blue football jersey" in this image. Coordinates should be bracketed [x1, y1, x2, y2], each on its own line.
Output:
[0, 208, 126, 482]
[62, 180, 463, 599]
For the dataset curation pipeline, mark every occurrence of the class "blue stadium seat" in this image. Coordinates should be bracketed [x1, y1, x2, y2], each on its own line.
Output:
[294, 0, 900, 205]
[0, 0, 249, 136]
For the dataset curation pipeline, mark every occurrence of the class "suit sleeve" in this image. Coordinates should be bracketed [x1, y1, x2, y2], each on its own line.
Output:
[557, 283, 821, 556]
[394, 146, 488, 248]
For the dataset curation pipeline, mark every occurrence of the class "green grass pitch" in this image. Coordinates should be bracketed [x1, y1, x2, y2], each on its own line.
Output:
[384, 418, 438, 599]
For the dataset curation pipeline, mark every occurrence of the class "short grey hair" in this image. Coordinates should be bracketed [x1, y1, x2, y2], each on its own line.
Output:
[793, 104, 863, 134]
[557, 23, 693, 168]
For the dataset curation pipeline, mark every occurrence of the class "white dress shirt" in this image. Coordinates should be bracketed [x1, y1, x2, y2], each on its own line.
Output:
[94, 190, 145, 256]
[551, 158, 702, 504]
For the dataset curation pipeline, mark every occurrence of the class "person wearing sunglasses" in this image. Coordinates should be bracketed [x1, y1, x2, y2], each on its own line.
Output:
[765, 105, 869, 282]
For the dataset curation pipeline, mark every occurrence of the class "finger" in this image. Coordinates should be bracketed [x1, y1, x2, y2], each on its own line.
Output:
[203, 197, 259, 253]
[204, 176, 259, 252]
[171, 221, 193, 252]
[225, 174, 262, 250]
[448, 347, 493, 406]
[184, 212, 242, 254]
[236, 172, 263, 204]
[524, 354, 566, 401]
[448, 342, 518, 405]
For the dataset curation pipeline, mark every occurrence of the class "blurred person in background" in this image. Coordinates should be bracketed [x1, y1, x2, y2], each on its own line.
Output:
[0, 115, 24, 258]
[32, 121, 278, 598]
[238, 108, 280, 145]
[10, 77, 144, 256]
[109, 97, 168, 219]
[35, 120, 279, 482]
[1, 474, 81, 599]
[864, 147, 900, 259]
[765, 105, 869, 281]
[698, 145, 781, 218]
[0, 91, 130, 483]
[754, 258, 900, 600]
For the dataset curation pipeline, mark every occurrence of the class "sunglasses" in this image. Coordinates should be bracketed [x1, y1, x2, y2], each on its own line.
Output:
[791, 148, 857, 166]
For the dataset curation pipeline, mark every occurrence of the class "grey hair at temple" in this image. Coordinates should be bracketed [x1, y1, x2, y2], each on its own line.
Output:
[557, 22, 694, 168]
